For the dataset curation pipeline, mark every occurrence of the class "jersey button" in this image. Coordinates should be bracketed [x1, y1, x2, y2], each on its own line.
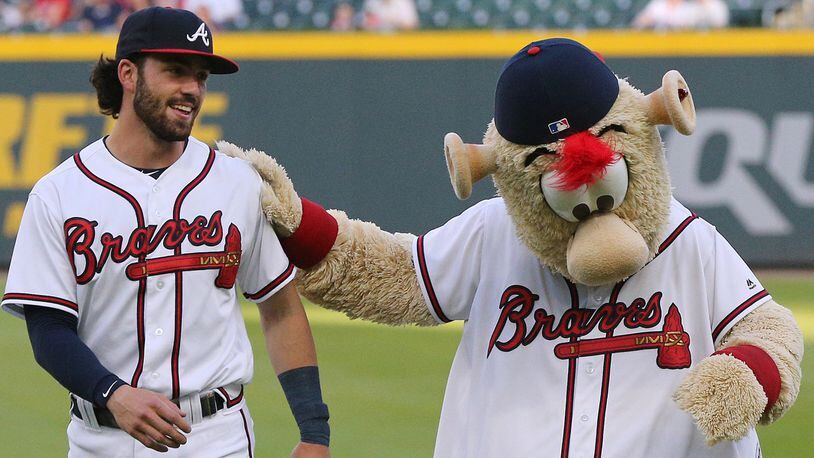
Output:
[586, 363, 595, 374]
[155, 328, 164, 336]
[151, 372, 160, 379]
[156, 280, 165, 290]
[580, 414, 589, 422]
[152, 186, 160, 193]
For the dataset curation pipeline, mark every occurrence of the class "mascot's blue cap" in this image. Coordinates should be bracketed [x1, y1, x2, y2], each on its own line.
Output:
[494, 38, 619, 146]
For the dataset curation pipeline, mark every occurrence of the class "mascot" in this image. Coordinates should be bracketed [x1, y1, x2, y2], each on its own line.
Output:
[220, 38, 802, 457]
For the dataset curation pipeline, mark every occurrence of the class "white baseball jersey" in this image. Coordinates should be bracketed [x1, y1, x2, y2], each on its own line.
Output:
[413, 197, 771, 458]
[2, 136, 295, 405]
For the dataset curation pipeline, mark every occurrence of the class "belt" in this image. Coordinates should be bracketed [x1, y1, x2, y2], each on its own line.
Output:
[70, 391, 225, 429]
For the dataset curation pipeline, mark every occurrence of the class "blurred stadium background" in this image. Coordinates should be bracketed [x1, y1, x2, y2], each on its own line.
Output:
[0, 0, 812, 456]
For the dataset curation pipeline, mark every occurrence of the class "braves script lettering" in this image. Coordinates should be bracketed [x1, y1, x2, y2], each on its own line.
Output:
[487, 285, 663, 357]
[65, 211, 224, 284]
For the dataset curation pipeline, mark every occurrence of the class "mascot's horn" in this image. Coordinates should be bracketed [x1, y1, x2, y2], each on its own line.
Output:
[444, 132, 497, 200]
[644, 70, 696, 135]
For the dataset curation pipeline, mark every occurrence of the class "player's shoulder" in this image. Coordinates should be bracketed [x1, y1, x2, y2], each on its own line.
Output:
[208, 140, 264, 184]
[435, 197, 509, 236]
[31, 138, 106, 197]
[462, 197, 507, 218]
[664, 197, 719, 247]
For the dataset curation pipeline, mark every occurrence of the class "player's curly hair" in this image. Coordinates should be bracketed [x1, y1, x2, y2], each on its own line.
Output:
[90, 54, 144, 119]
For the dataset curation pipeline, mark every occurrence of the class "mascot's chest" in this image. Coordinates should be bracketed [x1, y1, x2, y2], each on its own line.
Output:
[473, 254, 714, 369]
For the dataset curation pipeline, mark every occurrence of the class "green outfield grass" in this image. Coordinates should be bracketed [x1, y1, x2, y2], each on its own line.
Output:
[1, 275, 811, 457]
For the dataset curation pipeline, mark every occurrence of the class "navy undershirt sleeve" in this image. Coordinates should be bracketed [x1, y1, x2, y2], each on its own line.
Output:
[25, 305, 127, 407]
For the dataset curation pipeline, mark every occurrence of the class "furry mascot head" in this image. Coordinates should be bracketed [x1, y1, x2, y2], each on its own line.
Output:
[445, 38, 695, 286]
[220, 37, 802, 456]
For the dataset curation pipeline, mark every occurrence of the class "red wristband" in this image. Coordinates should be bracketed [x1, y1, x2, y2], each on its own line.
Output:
[713, 344, 781, 413]
[280, 198, 339, 269]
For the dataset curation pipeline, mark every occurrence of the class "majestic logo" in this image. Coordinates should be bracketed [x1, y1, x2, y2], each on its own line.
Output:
[747, 279, 756, 290]
[186, 23, 210, 46]
[64, 211, 240, 288]
[548, 118, 570, 134]
[487, 285, 691, 369]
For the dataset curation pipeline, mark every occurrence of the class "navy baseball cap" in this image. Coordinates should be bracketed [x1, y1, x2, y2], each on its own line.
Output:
[115, 7, 238, 74]
[494, 38, 619, 145]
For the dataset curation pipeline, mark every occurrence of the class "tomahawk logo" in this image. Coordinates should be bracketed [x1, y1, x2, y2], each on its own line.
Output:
[186, 23, 210, 46]
[548, 118, 570, 134]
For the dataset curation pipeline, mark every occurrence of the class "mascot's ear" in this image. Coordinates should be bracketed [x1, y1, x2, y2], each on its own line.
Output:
[644, 70, 696, 135]
[444, 132, 497, 200]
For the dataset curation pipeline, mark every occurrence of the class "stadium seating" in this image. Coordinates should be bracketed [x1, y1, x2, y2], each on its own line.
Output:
[239, 0, 772, 31]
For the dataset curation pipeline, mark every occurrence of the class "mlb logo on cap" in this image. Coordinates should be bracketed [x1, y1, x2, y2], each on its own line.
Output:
[548, 118, 570, 135]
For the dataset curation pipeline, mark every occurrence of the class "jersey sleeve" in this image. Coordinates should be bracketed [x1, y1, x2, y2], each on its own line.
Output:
[237, 200, 296, 303]
[2, 192, 79, 319]
[708, 230, 772, 346]
[412, 202, 486, 323]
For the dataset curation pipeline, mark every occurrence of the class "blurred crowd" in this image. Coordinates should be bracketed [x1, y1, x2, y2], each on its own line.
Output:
[0, 0, 811, 33]
[0, 0, 247, 33]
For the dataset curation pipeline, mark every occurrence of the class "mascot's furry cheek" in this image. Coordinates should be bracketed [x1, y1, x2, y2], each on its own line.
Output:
[566, 213, 649, 286]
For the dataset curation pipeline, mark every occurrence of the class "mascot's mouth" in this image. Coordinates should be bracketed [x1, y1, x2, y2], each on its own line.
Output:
[565, 212, 650, 286]
[538, 154, 650, 285]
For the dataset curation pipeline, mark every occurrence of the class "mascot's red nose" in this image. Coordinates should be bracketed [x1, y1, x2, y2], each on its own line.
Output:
[551, 131, 618, 191]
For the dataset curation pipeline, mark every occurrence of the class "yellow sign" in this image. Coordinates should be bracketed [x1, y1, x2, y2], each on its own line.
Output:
[0, 92, 229, 235]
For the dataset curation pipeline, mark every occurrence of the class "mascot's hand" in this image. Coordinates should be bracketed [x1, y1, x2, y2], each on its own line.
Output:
[216, 141, 303, 237]
[673, 353, 766, 445]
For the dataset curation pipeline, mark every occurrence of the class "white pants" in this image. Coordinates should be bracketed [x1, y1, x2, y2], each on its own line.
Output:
[67, 401, 255, 458]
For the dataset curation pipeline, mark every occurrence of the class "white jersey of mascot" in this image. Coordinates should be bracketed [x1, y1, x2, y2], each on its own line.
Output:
[220, 38, 803, 457]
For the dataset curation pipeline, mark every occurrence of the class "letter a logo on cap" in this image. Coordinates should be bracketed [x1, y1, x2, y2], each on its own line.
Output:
[187, 23, 210, 46]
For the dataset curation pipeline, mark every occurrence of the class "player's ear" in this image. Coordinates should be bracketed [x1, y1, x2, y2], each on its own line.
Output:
[118, 58, 139, 93]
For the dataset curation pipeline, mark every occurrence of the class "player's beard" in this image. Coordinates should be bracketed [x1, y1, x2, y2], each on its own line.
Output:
[133, 75, 198, 142]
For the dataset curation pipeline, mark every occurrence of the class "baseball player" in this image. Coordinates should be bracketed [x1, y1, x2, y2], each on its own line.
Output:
[2, 7, 330, 457]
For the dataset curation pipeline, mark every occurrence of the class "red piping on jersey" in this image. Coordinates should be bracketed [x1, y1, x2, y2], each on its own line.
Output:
[242, 263, 296, 300]
[711, 289, 769, 342]
[656, 213, 698, 257]
[2, 293, 79, 312]
[170, 148, 216, 399]
[594, 281, 626, 458]
[74, 152, 149, 387]
[416, 235, 451, 323]
[239, 408, 254, 458]
[218, 385, 245, 407]
[560, 279, 579, 458]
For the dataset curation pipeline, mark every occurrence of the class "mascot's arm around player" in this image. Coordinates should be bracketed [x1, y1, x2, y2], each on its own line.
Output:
[220, 39, 802, 455]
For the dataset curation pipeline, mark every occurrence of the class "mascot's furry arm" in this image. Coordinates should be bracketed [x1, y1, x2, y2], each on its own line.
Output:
[674, 300, 803, 444]
[217, 140, 803, 445]
[217, 141, 436, 327]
